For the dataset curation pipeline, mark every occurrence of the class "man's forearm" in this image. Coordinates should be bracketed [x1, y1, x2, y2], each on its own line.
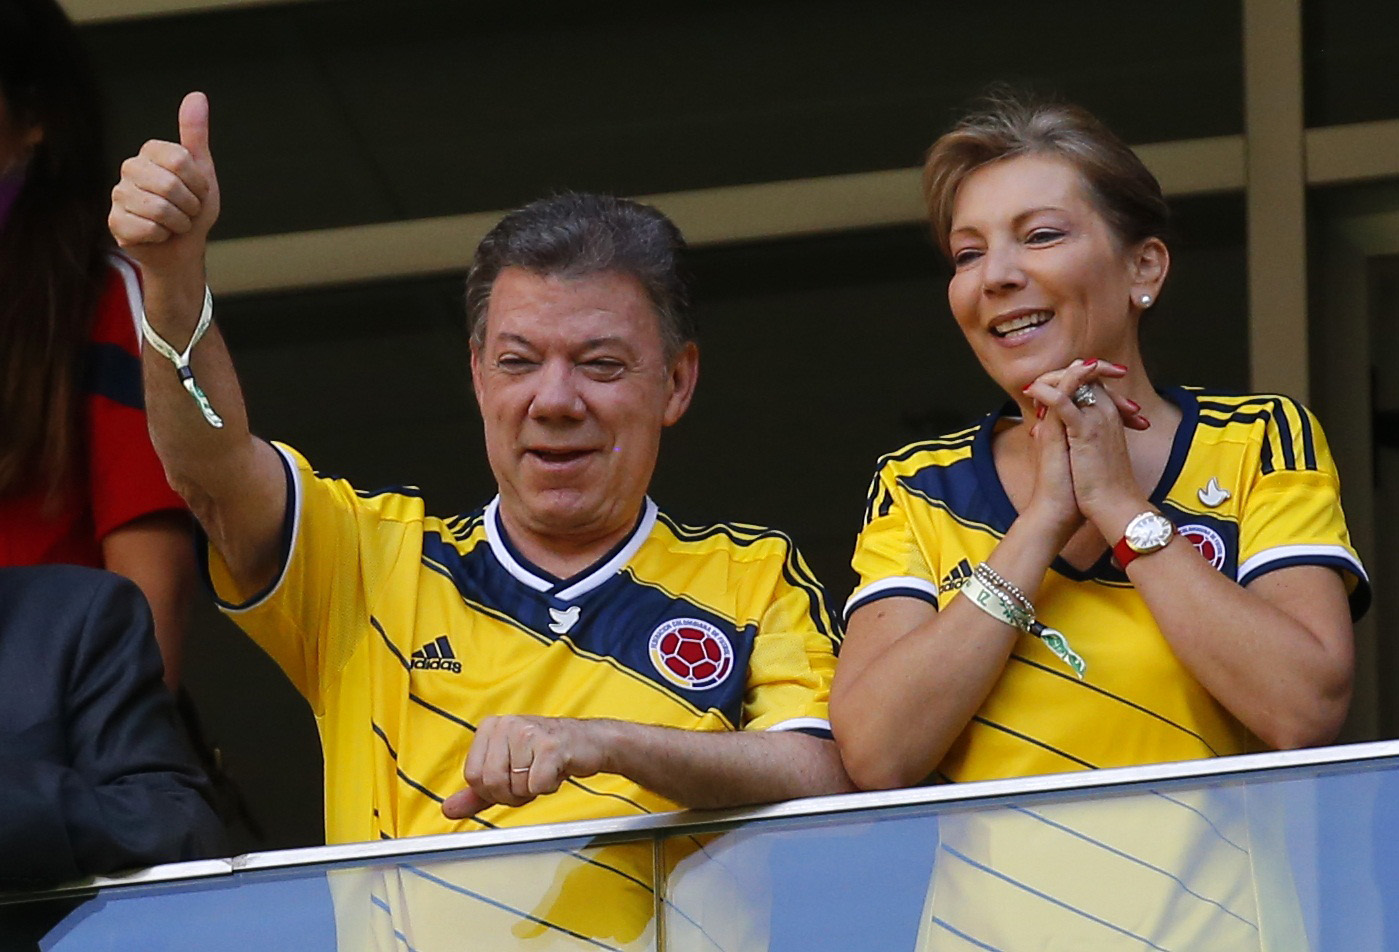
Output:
[597, 721, 854, 810]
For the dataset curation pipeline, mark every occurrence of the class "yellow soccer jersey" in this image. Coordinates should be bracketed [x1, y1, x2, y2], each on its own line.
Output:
[848, 386, 1367, 780]
[202, 442, 839, 950]
[848, 387, 1365, 951]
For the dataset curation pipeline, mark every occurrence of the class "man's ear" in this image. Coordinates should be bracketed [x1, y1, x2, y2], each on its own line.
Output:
[662, 342, 699, 427]
[1130, 237, 1170, 307]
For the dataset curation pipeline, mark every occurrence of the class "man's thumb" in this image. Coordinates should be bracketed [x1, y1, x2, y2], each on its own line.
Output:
[442, 788, 488, 820]
[178, 91, 212, 161]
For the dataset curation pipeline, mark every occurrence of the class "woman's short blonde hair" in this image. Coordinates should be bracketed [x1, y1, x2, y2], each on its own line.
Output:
[922, 92, 1171, 261]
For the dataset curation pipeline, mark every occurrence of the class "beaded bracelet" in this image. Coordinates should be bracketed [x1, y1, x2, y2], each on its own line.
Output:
[957, 569, 1086, 679]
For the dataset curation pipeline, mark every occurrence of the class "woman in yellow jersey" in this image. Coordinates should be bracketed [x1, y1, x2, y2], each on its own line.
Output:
[830, 92, 1367, 951]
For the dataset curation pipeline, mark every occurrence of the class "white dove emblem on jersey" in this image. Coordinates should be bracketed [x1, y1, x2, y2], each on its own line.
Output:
[1197, 478, 1231, 508]
[548, 605, 581, 634]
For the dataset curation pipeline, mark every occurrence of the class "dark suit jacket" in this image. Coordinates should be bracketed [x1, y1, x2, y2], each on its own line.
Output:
[0, 565, 224, 890]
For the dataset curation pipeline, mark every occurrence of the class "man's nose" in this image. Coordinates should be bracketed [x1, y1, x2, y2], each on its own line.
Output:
[528, 360, 586, 420]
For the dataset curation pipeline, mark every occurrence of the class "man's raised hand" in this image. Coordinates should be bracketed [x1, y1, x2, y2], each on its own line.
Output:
[109, 92, 220, 273]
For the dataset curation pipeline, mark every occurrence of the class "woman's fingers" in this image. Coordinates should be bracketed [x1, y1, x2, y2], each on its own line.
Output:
[1026, 358, 1146, 429]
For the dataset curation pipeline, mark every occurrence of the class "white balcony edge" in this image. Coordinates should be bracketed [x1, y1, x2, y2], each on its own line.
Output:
[6, 737, 1399, 904]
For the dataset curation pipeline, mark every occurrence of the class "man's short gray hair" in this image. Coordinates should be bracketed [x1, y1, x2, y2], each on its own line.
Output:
[465, 193, 696, 359]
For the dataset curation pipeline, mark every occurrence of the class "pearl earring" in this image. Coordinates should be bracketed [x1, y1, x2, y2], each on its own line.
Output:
[1139, 294, 1153, 307]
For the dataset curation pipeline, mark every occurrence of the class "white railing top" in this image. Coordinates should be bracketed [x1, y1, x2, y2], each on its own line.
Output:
[7, 737, 1399, 904]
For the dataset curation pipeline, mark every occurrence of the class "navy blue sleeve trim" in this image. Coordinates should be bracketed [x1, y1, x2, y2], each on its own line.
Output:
[83, 342, 144, 410]
[1239, 555, 1371, 621]
[195, 445, 297, 611]
[787, 726, 835, 740]
[844, 586, 940, 623]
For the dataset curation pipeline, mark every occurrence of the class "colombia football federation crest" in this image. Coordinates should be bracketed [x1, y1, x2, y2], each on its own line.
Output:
[648, 618, 734, 691]
[1177, 524, 1228, 571]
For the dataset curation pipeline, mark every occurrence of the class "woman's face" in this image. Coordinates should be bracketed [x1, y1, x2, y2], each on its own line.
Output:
[945, 153, 1147, 396]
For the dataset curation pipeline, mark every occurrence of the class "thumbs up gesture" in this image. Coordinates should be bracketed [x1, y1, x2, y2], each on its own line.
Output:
[109, 92, 221, 273]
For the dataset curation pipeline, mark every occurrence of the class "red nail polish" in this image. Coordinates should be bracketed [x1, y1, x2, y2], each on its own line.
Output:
[1036, 405, 1046, 419]
[1139, 417, 1151, 429]
[1113, 362, 1129, 372]
[1022, 383, 1033, 393]
[1084, 358, 1099, 368]
[1125, 399, 1141, 412]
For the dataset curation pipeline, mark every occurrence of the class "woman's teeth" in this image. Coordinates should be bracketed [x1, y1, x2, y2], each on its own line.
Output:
[993, 311, 1052, 338]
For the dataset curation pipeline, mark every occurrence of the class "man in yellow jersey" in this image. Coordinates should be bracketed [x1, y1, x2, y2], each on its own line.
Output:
[110, 93, 851, 950]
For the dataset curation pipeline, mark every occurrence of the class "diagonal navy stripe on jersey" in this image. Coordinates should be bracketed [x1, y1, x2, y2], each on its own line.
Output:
[416, 555, 731, 726]
[930, 916, 1007, 951]
[1296, 401, 1317, 469]
[373, 722, 400, 760]
[1195, 392, 1312, 466]
[876, 429, 980, 470]
[397, 766, 446, 804]
[405, 693, 659, 819]
[395, 690, 720, 918]
[372, 616, 411, 671]
[899, 482, 1007, 539]
[969, 717, 1097, 769]
[1007, 656, 1221, 756]
[1149, 792, 1249, 854]
[354, 484, 423, 500]
[653, 514, 839, 642]
[1009, 806, 1258, 930]
[402, 863, 626, 951]
[370, 895, 425, 952]
[941, 843, 1172, 951]
[370, 723, 496, 831]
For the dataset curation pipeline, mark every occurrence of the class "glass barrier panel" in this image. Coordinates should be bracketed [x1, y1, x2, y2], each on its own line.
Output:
[7, 746, 1399, 951]
[662, 752, 1399, 951]
[0, 837, 662, 952]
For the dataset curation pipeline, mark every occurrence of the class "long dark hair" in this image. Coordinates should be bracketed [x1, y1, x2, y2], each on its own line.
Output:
[0, 0, 110, 497]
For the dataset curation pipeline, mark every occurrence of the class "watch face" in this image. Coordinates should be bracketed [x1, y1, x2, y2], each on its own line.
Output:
[1127, 512, 1175, 552]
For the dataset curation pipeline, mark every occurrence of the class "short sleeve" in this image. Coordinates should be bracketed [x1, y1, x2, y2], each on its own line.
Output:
[200, 443, 418, 708]
[85, 256, 185, 540]
[845, 465, 939, 622]
[739, 539, 840, 738]
[1236, 402, 1370, 618]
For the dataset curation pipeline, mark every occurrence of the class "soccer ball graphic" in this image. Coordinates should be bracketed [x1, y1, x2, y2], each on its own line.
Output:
[648, 618, 734, 690]
[1178, 524, 1228, 571]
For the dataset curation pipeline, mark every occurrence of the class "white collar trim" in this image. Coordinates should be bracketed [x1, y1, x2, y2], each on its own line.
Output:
[484, 496, 658, 602]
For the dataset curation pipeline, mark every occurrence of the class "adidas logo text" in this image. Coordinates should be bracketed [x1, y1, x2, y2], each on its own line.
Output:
[938, 559, 974, 595]
[410, 635, 462, 674]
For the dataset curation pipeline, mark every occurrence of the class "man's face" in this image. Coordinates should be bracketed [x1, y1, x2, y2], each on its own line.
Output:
[471, 267, 698, 550]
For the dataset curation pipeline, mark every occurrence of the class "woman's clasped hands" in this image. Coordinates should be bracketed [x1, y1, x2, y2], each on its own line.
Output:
[1021, 357, 1152, 543]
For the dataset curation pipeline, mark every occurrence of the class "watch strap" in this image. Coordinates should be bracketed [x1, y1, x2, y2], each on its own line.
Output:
[1113, 535, 1145, 568]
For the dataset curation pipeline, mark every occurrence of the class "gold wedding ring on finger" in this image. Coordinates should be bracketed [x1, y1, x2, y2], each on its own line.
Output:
[1071, 384, 1097, 408]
